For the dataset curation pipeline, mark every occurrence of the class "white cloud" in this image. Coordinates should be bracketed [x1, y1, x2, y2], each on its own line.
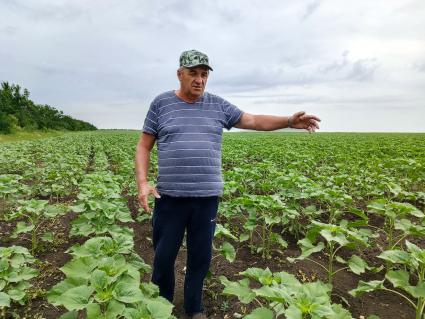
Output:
[0, 0, 424, 131]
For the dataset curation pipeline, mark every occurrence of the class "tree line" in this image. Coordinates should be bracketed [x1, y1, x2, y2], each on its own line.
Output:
[0, 82, 97, 134]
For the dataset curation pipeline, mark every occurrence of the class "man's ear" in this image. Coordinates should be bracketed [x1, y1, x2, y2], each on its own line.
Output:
[177, 68, 182, 81]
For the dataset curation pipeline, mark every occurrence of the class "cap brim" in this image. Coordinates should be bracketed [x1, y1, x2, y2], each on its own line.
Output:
[182, 64, 213, 71]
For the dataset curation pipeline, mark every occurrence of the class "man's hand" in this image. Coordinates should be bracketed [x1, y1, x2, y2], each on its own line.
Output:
[138, 181, 161, 213]
[289, 111, 321, 133]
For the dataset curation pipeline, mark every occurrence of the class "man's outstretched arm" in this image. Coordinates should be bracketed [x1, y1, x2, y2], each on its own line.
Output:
[234, 111, 321, 133]
[135, 132, 160, 213]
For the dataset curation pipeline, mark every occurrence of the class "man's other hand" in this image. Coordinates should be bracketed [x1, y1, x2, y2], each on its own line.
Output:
[289, 111, 321, 133]
[138, 181, 161, 213]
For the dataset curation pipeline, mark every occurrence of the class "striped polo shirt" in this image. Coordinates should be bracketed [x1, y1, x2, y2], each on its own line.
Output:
[142, 90, 243, 197]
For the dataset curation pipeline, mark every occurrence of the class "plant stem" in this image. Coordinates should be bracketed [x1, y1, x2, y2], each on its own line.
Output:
[392, 234, 407, 250]
[416, 297, 424, 319]
[382, 288, 416, 309]
[333, 266, 349, 275]
[253, 297, 264, 308]
[418, 297, 425, 319]
[262, 223, 266, 258]
[305, 258, 327, 273]
[328, 243, 334, 285]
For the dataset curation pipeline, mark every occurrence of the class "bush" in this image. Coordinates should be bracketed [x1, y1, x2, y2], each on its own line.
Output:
[0, 112, 12, 134]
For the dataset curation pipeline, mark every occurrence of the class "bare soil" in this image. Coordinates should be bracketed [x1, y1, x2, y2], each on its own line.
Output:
[1, 194, 419, 319]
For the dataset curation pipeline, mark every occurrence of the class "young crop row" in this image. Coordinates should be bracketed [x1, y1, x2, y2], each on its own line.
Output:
[0, 133, 175, 318]
[1, 131, 425, 319]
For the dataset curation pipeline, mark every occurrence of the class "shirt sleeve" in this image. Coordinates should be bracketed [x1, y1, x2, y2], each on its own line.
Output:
[222, 99, 243, 130]
[142, 101, 158, 137]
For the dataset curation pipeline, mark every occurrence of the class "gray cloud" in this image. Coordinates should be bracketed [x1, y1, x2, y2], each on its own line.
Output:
[0, 25, 19, 35]
[0, 0, 424, 131]
[301, 0, 322, 20]
[413, 61, 425, 73]
[346, 58, 379, 81]
[320, 52, 379, 82]
[2, 0, 87, 22]
[251, 94, 415, 106]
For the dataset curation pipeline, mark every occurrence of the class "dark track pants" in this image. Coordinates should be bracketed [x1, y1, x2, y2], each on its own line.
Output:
[151, 195, 219, 315]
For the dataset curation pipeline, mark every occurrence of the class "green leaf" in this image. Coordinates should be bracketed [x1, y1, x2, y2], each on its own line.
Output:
[253, 286, 287, 303]
[329, 304, 353, 318]
[112, 279, 143, 304]
[86, 303, 101, 319]
[215, 224, 238, 241]
[116, 210, 134, 223]
[58, 311, 78, 319]
[264, 215, 280, 225]
[44, 204, 68, 218]
[11, 221, 34, 238]
[140, 282, 160, 298]
[7, 289, 25, 301]
[272, 271, 301, 288]
[56, 285, 94, 311]
[239, 233, 250, 242]
[105, 300, 126, 318]
[284, 304, 302, 319]
[320, 229, 349, 246]
[71, 203, 86, 213]
[240, 267, 273, 285]
[391, 202, 423, 218]
[405, 240, 423, 255]
[90, 269, 108, 292]
[270, 232, 288, 249]
[8, 266, 39, 282]
[406, 282, 425, 299]
[288, 238, 324, 262]
[10, 254, 25, 268]
[47, 277, 88, 305]
[0, 291, 11, 307]
[349, 280, 384, 297]
[378, 250, 410, 265]
[60, 257, 98, 280]
[219, 241, 236, 263]
[136, 213, 151, 223]
[219, 276, 255, 304]
[41, 231, 54, 242]
[385, 269, 410, 289]
[348, 255, 368, 275]
[146, 297, 174, 319]
[367, 200, 386, 213]
[0, 280, 6, 291]
[244, 307, 274, 319]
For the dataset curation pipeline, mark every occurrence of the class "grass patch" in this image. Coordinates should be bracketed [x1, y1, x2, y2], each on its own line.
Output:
[0, 130, 67, 143]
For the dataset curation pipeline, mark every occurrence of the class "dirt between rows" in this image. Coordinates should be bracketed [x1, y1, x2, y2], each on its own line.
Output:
[0, 195, 418, 319]
[127, 196, 416, 319]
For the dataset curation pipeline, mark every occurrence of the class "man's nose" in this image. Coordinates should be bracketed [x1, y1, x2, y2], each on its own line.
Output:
[194, 75, 203, 83]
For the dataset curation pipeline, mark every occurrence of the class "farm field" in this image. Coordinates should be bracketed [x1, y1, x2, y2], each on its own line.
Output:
[0, 131, 67, 143]
[0, 130, 424, 319]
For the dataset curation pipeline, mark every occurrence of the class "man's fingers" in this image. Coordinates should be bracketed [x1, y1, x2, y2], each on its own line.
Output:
[306, 115, 321, 122]
[152, 188, 161, 199]
[140, 195, 150, 213]
[293, 111, 306, 119]
[138, 186, 160, 213]
[300, 114, 320, 122]
[310, 119, 320, 129]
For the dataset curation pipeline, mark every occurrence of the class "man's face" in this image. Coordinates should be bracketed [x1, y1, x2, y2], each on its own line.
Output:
[177, 66, 209, 99]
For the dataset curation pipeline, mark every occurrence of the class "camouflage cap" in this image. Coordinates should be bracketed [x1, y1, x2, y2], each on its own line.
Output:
[179, 49, 213, 71]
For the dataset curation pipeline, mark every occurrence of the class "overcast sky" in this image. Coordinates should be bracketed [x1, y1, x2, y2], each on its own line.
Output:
[1, 0, 424, 132]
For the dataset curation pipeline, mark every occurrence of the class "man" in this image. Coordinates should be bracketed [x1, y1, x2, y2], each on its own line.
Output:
[135, 49, 320, 319]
